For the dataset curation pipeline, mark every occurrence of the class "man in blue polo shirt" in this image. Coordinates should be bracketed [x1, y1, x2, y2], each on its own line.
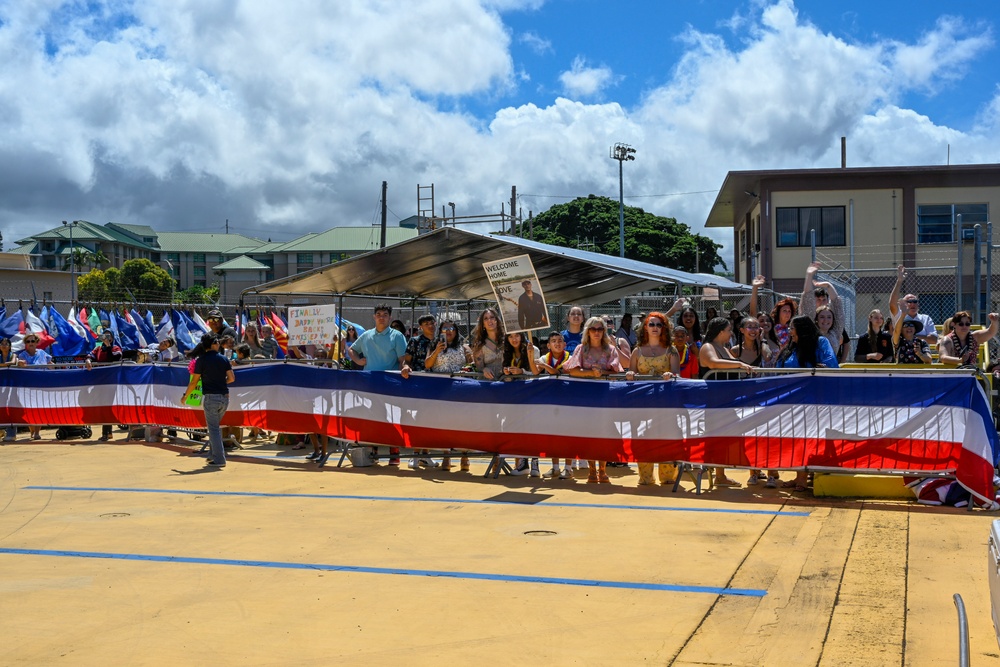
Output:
[347, 304, 411, 466]
[347, 303, 410, 374]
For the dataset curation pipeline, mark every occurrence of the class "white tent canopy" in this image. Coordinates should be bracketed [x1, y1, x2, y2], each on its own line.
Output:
[245, 227, 747, 305]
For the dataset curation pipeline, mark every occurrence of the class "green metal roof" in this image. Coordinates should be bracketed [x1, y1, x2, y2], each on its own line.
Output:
[107, 222, 158, 244]
[271, 226, 417, 252]
[9, 242, 37, 254]
[155, 232, 266, 253]
[16, 220, 155, 249]
[213, 255, 270, 271]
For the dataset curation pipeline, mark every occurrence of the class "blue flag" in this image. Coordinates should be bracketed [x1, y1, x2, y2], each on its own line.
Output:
[170, 309, 198, 353]
[132, 309, 158, 346]
[0, 309, 24, 339]
[113, 311, 140, 350]
[45, 306, 88, 357]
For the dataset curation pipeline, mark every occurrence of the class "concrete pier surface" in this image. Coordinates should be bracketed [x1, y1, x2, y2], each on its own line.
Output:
[1, 432, 998, 666]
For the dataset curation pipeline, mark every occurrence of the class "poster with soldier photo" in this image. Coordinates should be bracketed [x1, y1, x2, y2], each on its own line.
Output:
[482, 254, 549, 334]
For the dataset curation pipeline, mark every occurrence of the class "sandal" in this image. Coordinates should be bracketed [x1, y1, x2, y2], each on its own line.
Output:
[781, 480, 798, 489]
[794, 484, 808, 492]
[292, 443, 305, 450]
[587, 472, 599, 484]
[715, 477, 740, 487]
[598, 473, 611, 484]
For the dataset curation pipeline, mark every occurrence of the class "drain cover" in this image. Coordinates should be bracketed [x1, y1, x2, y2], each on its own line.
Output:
[523, 530, 557, 536]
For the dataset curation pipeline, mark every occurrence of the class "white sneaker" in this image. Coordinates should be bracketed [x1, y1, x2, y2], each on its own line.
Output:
[529, 459, 541, 478]
[765, 476, 779, 488]
[419, 457, 439, 468]
[747, 473, 760, 486]
[510, 458, 530, 476]
[543, 467, 559, 479]
[408, 459, 418, 469]
[559, 467, 573, 480]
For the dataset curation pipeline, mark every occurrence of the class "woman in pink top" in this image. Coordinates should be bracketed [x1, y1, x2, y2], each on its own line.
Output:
[563, 316, 622, 484]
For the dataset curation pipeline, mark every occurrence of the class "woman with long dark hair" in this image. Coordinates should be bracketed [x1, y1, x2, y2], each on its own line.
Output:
[470, 308, 505, 380]
[676, 307, 703, 345]
[699, 317, 755, 488]
[181, 332, 235, 468]
[502, 331, 538, 376]
[775, 315, 839, 369]
[854, 309, 894, 363]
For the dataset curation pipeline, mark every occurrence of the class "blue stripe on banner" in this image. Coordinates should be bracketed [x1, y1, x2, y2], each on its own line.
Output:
[23, 486, 811, 517]
[1, 363, 986, 412]
[0, 547, 766, 596]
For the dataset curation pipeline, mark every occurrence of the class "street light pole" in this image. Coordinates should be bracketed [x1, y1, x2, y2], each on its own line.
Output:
[610, 143, 636, 313]
[448, 202, 456, 227]
[62, 220, 79, 302]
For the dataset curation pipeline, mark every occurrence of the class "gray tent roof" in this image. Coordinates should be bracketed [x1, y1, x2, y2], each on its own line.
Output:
[247, 227, 747, 304]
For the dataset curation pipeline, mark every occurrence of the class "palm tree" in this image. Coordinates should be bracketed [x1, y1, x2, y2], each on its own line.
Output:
[89, 249, 110, 269]
[62, 248, 92, 272]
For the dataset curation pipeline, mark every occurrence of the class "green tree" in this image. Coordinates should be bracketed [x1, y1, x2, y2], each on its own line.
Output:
[176, 283, 220, 304]
[77, 270, 110, 301]
[517, 195, 725, 273]
[116, 259, 175, 302]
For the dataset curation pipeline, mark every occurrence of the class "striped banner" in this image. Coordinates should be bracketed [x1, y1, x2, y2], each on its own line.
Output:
[1, 366, 996, 505]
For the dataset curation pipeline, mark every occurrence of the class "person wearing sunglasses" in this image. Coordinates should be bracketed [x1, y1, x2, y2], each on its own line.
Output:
[16, 334, 53, 440]
[563, 317, 623, 484]
[625, 311, 680, 486]
[888, 265, 938, 344]
[939, 310, 999, 367]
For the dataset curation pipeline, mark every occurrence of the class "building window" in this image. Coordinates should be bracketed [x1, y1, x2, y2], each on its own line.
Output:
[43, 241, 55, 252]
[193, 266, 206, 277]
[776, 206, 846, 247]
[192, 253, 206, 263]
[917, 204, 988, 244]
[297, 253, 314, 264]
[165, 253, 180, 263]
[44, 257, 56, 269]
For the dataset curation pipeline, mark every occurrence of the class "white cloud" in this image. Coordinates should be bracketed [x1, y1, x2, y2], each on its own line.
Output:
[0, 0, 997, 269]
[558, 56, 618, 98]
[519, 31, 552, 55]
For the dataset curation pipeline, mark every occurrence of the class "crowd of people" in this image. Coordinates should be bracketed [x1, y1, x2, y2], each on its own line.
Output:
[4, 264, 999, 492]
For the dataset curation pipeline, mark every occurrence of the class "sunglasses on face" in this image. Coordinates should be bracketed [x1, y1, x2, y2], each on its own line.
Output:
[441, 327, 456, 332]
[647, 322, 664, 328]
[956, 321, 972, 326]
[590, 327, 605, 333]
[906, 300, 918, 304]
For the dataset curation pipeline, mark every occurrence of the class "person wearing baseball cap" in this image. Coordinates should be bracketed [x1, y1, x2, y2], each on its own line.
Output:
[205, 309, 237, 341]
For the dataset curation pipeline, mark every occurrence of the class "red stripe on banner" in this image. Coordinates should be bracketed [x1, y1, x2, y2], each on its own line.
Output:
[7, 406, 994, 504]
[10, 405, 970, 472]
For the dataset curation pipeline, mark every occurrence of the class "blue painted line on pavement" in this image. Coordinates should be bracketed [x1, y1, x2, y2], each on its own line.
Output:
[0, 547, 766, 597]
[24, 485, 809, 516]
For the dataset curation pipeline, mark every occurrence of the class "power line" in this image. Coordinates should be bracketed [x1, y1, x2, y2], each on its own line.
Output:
[518, 189, 718, 200]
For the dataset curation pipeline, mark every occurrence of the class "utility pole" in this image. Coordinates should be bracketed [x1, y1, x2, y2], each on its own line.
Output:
[380, 181, 388, 248]
[510, 186, 517, 234]
[611, 143, 636, 313]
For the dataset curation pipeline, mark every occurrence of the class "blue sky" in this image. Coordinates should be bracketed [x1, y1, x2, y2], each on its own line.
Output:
[1, 0, 998, 266]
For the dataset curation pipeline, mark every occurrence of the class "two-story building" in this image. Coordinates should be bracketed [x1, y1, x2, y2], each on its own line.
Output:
[13, 223, 418, 303]
[706, 163, 1000, 329]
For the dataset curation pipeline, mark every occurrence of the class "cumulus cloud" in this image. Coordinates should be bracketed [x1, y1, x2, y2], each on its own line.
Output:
[558, 56, 618, 98]
[0, 0, 996, 266]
